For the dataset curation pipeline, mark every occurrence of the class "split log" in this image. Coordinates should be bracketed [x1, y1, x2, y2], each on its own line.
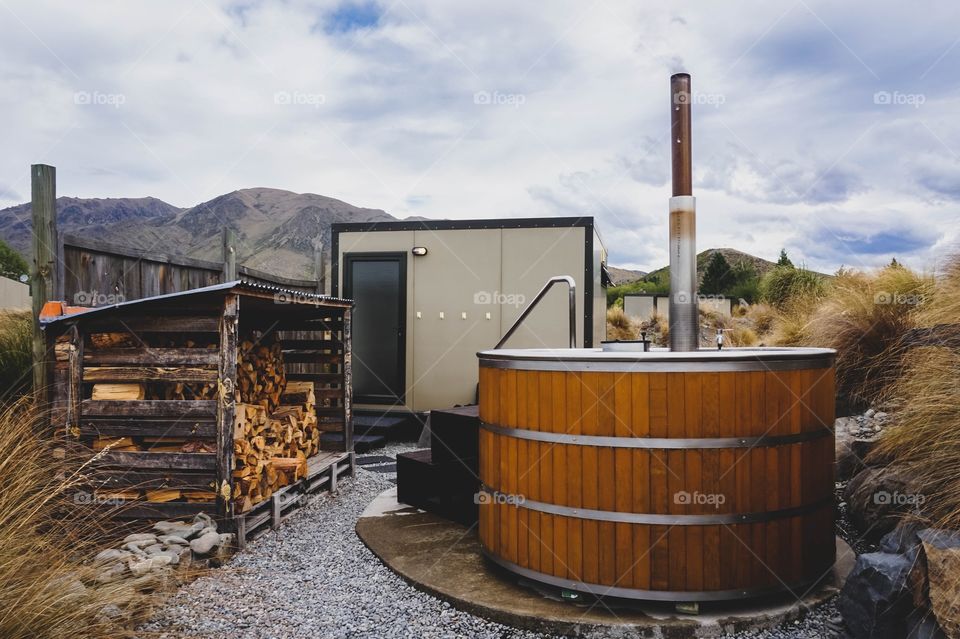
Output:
[91, 383, 145, 400]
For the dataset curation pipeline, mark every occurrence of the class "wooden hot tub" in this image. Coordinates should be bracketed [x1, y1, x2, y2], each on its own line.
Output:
[477, 347, 836, 601]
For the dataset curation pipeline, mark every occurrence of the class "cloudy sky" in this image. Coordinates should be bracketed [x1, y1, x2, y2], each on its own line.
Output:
[1, 0, 958, 272]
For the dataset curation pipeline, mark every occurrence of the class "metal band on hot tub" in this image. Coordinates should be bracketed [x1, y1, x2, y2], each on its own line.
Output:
[481, 551, 825, 602]
[478, 485, 832, 525]
[479, 356, 833, 372]
[480, 421, 833, 449]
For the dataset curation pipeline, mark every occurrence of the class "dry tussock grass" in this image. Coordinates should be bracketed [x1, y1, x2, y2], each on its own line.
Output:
[605, 306, 638, 341]
[873, 257, 960, 529]
[804, 265, 932, 408]
[0, 398, 144, 638]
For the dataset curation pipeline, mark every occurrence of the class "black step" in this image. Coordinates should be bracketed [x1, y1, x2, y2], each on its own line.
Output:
[321, 432, 385, 453]
[429, 405, 479, 468]
[353, 415, 408, 439]
[353, 412, 423, 441]
[396, 449, 478, 527]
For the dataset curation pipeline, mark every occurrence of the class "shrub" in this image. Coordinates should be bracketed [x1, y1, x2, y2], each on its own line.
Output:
[0, 310, 32, 400]
[606, 306, 637, 341]
[0, 239, 28, 282]
[768, 302, 812, 346]
[759, 265, 825, 308]
[0, 398, 142, 638]
[727, 277, 760, 305]
[745, 303, 777, 336]
[646, 312, 669, 346]
[725, 325, 759, 347]
[805, 264, 933, 409]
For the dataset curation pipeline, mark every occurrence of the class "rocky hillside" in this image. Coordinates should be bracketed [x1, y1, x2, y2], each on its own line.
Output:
[634, 247, 781, 286]
[0, 196, 184, 256]
[0, 188, 396, 278]
[606, 266, 647, 285]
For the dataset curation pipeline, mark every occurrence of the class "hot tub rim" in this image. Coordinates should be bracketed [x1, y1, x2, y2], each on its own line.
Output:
[477, 346, 835, 372]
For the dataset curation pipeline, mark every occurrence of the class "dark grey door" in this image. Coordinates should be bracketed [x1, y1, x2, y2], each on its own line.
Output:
[344, 253, 406, 404]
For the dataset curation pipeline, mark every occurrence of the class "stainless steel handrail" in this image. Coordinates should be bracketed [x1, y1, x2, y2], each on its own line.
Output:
[494, 275, 576, 349]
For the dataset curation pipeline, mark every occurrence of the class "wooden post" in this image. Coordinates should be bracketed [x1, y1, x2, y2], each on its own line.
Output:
[222, 228, 237, 281]
[314, 244, 325, 295]
[31, 164, 58, 400]
[342, 308, 353, 453]
[216, 295, 239, 526]
[66, 324, 83, 437]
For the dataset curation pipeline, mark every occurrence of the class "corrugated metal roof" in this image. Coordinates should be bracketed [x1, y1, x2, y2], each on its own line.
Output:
[40, 279, 352, 326]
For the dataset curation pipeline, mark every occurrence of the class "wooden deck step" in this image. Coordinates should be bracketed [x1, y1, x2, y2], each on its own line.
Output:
[321, 432, 385, 453]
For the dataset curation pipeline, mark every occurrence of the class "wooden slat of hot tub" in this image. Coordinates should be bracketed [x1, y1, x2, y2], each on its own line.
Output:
[613, 373, 632, 590]
[564, 371, 583, 581]
[580, 372, 598, 585]
[597, 373, 617, 586]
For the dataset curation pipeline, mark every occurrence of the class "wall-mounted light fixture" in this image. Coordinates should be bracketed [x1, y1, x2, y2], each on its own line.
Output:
[411, 247, 428, 256]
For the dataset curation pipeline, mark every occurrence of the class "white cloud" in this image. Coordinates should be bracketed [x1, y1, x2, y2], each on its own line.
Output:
[0, 0, 958, 271]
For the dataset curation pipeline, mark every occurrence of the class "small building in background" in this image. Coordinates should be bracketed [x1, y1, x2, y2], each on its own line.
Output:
[332, 217, 607, 414]
[623, 292, 733, 324]
[0, 276, 31, 310]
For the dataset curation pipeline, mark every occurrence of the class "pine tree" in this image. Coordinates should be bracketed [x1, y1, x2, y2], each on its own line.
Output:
[776, 249, 794, 268]
[700, 252, 731, 294]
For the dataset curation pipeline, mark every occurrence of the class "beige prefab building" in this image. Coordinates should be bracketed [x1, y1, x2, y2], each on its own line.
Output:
[623, 293, 733, 323]
[332, 218, 607, 413]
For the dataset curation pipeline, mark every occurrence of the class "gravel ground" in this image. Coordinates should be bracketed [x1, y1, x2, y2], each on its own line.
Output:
[140, 444, 848, 639]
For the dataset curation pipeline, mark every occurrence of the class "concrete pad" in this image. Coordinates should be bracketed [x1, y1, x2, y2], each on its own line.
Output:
[357, 487, 856, 637]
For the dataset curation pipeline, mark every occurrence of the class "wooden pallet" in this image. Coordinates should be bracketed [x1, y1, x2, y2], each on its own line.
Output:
[234, 451, 355, 548]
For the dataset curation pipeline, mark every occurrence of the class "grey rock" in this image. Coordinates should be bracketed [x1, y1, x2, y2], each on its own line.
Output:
[158, 535, 190, 546]
[193, 512, 215, 530]
[190, 531, 222, 555]
[144, 543, 165, 555]
[129, 555, 173, 577]
[96, 562, 127, 584]
[874, 411, 888, 421]
[865, 408, 876, 418]
[153, 520, 205, 539]
[123, 532, 157, 544]
[838, 552, 912, 639]
[93, 548, 132, 565]
[906, 609, 948, 639]
[844, 466, 919, 541]
[879, 521, 922, 555]
[159, 546, 190, 566]
[121, 542, 149, 556]
[99, 603, 124, 620]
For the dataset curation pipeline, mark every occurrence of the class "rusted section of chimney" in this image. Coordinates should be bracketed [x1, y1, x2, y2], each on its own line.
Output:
[669, 72, 699, 351]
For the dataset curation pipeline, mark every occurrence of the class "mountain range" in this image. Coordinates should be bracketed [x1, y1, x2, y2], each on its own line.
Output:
[0, 188, 396, 278]
[0, 189, 783, 281]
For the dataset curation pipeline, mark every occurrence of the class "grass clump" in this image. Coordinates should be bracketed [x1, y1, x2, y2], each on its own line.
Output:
[759, 265, 826, 309]
[0, 310, 32, 400]
[606, 306, 638, 341]
[804, 264, 932, 408]
[873, 347, 960, 529]
[0, 398, 143, 638]
[873, 257, 960, 529]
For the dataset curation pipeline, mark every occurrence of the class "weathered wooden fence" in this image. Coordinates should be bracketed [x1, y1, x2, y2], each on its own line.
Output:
[58, 233, 323, 308]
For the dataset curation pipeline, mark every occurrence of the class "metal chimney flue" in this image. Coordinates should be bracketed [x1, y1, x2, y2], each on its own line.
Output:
[668, 73, 699, 351]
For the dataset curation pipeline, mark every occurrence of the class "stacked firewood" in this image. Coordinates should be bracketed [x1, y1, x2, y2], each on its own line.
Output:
[234, 340, 286, 412]
[231, 381, 320, 511]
